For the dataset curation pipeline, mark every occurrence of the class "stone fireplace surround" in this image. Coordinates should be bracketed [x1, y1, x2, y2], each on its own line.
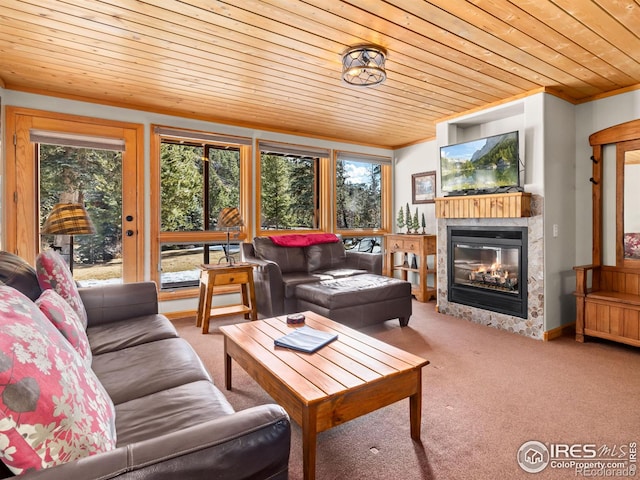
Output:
[436, 195, 544, 340]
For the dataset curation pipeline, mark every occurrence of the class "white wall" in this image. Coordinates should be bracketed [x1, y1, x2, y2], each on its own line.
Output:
[626, 163, 640, 232]
[602, 144, 617, 265]
[543, 94, 577, 330]
[393, 140, 438, 234]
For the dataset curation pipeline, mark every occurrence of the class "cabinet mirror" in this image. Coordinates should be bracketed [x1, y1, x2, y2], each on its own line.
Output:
[620, 143, 640, 265]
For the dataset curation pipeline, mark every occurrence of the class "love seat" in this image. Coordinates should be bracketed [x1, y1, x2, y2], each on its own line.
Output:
[241, 234, 412, 327]
[0, 251, 290, 479]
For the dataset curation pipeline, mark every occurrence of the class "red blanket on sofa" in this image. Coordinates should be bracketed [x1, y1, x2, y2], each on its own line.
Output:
[269, 233, 339, 247]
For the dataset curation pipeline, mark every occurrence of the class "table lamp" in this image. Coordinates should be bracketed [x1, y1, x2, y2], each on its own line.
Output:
[41, 202, 96, 273]
[217, 207, 244, 265]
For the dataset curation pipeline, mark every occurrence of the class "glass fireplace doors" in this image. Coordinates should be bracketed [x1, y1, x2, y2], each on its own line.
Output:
[448, 227, 528, 318]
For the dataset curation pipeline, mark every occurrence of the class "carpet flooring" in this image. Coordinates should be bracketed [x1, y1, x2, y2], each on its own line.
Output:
[173, 301, 640, 479]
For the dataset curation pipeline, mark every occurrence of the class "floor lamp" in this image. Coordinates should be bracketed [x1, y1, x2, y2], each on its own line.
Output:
[217, 207, 244, 265]
[41, 202, 96, 274]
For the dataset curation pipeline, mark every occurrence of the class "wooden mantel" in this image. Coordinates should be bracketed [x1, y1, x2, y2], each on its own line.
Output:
[435, 192, 531, 219]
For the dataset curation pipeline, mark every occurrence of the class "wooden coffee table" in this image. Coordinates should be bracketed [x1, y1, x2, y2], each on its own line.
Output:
[219, 311, 429, 480]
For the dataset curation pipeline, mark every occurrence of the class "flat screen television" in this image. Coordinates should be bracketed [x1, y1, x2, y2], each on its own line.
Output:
[440, 131, 522, 196]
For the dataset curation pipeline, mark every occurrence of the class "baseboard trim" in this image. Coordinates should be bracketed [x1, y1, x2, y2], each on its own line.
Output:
[165, 310, 196, 321]
[544, 322, 576, 341]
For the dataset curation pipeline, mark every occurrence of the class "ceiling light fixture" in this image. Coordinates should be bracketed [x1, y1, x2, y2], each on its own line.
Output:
[341, 45, 387, 87]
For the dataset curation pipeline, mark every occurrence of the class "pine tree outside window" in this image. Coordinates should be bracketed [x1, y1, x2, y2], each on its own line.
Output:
[151, 126, 251, 292]
[335, 152, 392, 253]
[258, 142, 330, 233]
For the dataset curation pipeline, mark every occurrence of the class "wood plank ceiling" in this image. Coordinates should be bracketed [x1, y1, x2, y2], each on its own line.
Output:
[1, 1, 640, 148]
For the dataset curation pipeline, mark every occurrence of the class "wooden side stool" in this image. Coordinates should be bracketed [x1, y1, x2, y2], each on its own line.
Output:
[196, 263, 257, 334]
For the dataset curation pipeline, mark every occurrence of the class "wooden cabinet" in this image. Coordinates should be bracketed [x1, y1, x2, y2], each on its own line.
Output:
[383, 234, 437, 302]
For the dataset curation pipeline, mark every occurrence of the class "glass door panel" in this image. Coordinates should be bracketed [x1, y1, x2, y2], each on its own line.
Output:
[39, 144, 123, 285]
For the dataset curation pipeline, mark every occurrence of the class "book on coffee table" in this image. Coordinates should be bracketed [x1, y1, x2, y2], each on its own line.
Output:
[274, 325, 338, 353]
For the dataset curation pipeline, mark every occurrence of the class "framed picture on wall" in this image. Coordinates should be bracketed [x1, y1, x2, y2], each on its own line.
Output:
[412, 171, 436, 204]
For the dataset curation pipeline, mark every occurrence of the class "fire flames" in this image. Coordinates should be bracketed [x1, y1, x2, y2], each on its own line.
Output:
[469, 263, 515, 287]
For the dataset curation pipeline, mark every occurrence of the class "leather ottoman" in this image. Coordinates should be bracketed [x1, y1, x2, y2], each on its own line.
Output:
[295, 274, 412, 328]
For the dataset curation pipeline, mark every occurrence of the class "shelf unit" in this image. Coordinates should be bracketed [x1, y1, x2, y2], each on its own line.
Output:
[383, 234, 437, 302]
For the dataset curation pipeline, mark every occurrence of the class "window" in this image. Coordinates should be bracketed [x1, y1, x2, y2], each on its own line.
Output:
[151, 126, 251, 293]
[258, 141, 330, 234]
[160, 142, 240, 232]
[159, 242, 240, 289]
[342, 236, 383, 253]
[335, 151, 392, 241]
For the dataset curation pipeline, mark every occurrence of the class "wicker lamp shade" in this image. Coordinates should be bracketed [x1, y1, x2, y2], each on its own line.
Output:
[217, 207, 244, 228]
[41, 203, 96, 236]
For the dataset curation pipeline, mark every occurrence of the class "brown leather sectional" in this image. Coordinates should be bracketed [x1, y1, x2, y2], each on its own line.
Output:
[0, 252, 291, 480]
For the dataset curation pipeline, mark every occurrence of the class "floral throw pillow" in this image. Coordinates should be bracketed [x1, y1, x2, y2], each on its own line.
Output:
[36, 289, 92, 367]
[0, 286, 116, 474]
[35, 250, 88, 329]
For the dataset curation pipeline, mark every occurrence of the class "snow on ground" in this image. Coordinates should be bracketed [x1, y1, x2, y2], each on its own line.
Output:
[77, 269, 200, 288]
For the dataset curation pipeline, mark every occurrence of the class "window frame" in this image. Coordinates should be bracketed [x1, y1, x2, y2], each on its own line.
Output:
[150, 125, 252, 299]
[333, 150, 393, 238]
[256, 141, 331, 236]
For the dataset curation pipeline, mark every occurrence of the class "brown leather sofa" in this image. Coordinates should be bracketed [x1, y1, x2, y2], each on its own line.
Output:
[0, 252, 291, 480]
[241, 237, 412, 327]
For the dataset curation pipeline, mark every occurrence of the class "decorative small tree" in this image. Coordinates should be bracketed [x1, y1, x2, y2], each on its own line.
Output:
[421, 212, 426, 234]
[413, 208, 419, 233]
[397, 207, 405, 232]
[405, 203, 411, 234]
